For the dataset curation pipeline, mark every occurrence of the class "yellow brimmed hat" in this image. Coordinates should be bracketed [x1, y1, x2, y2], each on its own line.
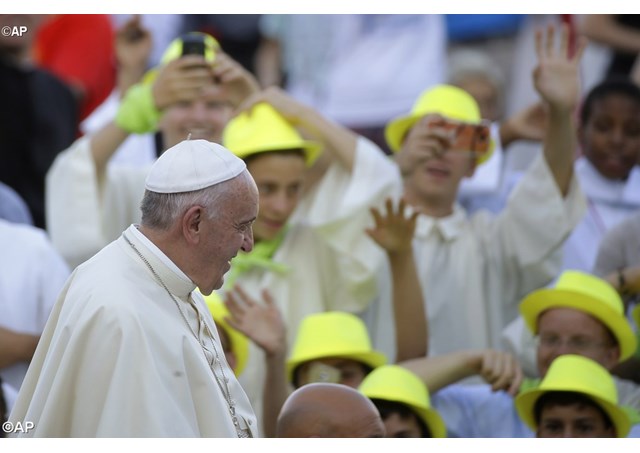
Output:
[286, 312, 387, 383]
[203, 292, 249, 377]
[520, 270, 637, 361]
[359, 365, 447, 438]
[515, 355, 630, 438]
[223, 103, 322, 167]
[384, 84, 494, 164]
[142, 32, 220, 85]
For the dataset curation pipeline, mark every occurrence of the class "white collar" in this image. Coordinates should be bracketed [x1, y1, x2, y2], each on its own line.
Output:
[123, 224, 195, 298]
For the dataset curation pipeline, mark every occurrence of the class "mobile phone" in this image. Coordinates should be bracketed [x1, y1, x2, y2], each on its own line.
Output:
[426, 116, 491, 157]
[181, 34, 206, 57]
[307, 362, 341, 384]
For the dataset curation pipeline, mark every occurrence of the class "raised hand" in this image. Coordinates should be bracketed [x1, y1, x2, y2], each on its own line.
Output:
[500, 102, 547, 148]
[115, 15, 152, 75]
[366, 198, 419, 254]
[223, 285, 287, 358]
[533, 23, 586, 112]
[212, 52, 260, 108]
[395, 115, 457, 177]
[472, 349, 524, 396]
[151, 55, 214, 110]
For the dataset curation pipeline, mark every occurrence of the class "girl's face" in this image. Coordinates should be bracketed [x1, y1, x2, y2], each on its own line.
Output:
[579, 93, 640, 181]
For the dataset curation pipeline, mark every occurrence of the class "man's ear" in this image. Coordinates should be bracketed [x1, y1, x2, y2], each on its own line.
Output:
[182, 205, 204, 245]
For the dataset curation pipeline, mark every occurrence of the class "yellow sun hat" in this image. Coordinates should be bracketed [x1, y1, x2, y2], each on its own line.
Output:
[142, 32, 220, 85]
[520, 270, 637, 361]
[384, 84, 494, 164]
[515, 355, 630, 438]
[286, 312, 387, 383]
[359, 365, 447, 438]
[223, 102, 322, 167]
[203, 292, 249, 377]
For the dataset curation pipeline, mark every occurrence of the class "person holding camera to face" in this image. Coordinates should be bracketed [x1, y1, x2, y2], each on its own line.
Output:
[46, 32, 260, 269]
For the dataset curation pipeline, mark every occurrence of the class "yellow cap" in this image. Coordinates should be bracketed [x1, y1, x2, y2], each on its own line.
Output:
[223, 103, 322, 167]
[515, 355, 630, 437]
[142, 32, 220, 86]
[203, 292, 249, 377]
[520, 270, 637, 361]
[359, 365, 447, 438]
[384, 84, 494, 164]
[286, 312, 387, 383]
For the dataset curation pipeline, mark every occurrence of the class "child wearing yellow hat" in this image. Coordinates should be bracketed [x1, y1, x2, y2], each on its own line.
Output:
[359, 365, 447, 438]
[366, 23, 587, 366]
[515, 355, 630, 438]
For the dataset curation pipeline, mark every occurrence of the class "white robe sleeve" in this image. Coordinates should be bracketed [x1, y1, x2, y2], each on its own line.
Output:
[293, 137, 403, 311]
[476, 153, 586, 304]
[46, 137, 147, 269]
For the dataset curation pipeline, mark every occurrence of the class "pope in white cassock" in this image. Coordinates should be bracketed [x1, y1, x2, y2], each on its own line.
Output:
[9, 139, 260, 437]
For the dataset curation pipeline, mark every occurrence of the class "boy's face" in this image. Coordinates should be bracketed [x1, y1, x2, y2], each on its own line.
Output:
[537, 402, 615, 438]
[382, 411, 424, 438]
[401, 115, 477, 207]
[579, 93, 640, 180]
[160, 84, 233, 150]
[296, 358, 368, 389]
[246, 151, 306, 242]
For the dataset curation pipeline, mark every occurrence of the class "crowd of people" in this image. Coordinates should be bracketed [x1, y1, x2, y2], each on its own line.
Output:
[2, 13, 640, 439]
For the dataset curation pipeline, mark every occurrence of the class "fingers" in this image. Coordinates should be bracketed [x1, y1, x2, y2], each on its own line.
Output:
[233, 284, 257, 308]
[545, 23, 555, 57]
[572, 36, 588, 63]
[480, 351, 522, 394]
[369, 206, 384, 228]
[535, 28, 544, 63]
[224, 291, 245, 320]
[261, 288, 276, 308]
[559, 22, 569, 58]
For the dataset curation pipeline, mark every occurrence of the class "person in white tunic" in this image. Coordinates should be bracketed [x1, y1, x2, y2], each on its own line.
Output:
[46, 33, 260, 269]
[368, 24, 587, 359]
[0, 219, 70, 399]
[209, 87, 399, 433]
[9, 140, 259, 437]
[561, 77, 640, 272]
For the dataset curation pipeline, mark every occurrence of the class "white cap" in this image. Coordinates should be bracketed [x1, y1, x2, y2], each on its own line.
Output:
[145, 139, 246, 194]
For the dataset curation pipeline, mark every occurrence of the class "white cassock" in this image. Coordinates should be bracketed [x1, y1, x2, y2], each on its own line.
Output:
[365, 154, 586, 360]
[9, 225, 258, 437]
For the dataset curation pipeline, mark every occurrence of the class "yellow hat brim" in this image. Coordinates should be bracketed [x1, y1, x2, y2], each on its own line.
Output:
[234, 140, 323, 168]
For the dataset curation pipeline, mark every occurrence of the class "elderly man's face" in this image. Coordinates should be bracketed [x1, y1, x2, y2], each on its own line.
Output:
[536, 308, 620, 377]
[196, 175, 259, 295]
[160, 84, 233, 150]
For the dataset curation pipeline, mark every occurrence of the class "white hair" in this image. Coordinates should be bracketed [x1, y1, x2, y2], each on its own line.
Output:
[140, 170, 252, 230]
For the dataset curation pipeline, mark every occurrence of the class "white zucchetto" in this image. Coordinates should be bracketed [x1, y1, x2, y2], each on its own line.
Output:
[145, 139, 246, 194]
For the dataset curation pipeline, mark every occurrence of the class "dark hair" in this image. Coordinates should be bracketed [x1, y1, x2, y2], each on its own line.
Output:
[534, 391, 614, 430]
[371, 398, 432, 438]
[580, 76, 640, 127]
